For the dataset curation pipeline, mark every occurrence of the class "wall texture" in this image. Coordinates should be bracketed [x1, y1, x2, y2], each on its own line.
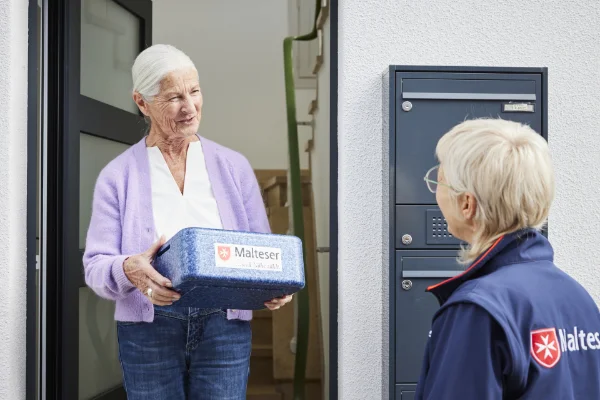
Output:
[338, 1, 600, 398]
[0, 0, 28, 397]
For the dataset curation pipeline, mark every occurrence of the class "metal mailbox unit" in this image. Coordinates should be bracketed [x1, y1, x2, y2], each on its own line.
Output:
[383, 66, 548, 399]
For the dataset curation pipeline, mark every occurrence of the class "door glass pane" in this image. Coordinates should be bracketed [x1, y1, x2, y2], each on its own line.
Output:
[79, 287, 122, 399]
[79, 133, 131, 399]
[79, 133, 130, 249]
[80, 0, 140, 113]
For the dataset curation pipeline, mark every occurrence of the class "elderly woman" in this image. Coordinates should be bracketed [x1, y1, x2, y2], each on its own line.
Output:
[416, 119, 600, 399]
[83, 44, 292, 399]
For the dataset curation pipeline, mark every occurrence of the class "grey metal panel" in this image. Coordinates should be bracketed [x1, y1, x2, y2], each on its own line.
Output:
[395, 255, 445, 383]
[426, 209, 459, 245]
[396, 205, 463, 249]
[394, 251, 460, 384]
[403, 92, 536, 101]
[387, 66, 398, 400]
[402, 77, 536, 97]
[403, 270, 461, 278]
[394, 73, 543, 205]
[400, 255, 462, 272]
[391, 66, 547, 74]
[388, 67, 549, 394]
[395, 384, 417, 400]
[401, 254, 463, 277]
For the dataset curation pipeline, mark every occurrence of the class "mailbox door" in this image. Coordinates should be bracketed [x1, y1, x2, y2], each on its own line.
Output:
[394, 250, 463, 383]
[395, 72, 544, 205]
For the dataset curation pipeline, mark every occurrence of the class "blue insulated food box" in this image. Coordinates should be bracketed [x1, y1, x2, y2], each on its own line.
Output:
[153, 227, 305, 310]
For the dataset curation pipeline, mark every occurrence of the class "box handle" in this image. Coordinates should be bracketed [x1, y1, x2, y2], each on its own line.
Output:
[156, 244, 171, 258]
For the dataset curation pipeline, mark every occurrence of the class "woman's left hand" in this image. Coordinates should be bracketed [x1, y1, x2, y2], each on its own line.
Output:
[265, 295, 293, 311]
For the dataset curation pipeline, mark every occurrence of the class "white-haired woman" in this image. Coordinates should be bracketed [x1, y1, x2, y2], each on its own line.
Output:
[82, 44, 292, 399]
[416, 119, 600, 399]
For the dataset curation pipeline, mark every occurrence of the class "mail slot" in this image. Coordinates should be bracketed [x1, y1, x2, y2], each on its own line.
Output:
[385, 65, 548, 398]
[401, 257, 463, 279]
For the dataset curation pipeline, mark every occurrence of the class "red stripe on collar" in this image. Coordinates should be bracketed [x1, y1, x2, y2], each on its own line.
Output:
[426, 235, 505, 291]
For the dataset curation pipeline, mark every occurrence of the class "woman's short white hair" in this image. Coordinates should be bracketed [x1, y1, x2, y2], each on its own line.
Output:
[436, 118, 555, 263]
[132, 44, 197, 101]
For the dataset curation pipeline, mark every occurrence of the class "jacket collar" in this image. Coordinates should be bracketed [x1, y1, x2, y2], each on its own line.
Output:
[427, 229, 554, 305]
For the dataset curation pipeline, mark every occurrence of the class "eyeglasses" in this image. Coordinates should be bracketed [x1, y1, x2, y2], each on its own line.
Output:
[424, 165, 455, 193]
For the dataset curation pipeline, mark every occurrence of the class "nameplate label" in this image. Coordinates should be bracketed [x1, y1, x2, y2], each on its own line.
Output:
[214, 243, 283, 272]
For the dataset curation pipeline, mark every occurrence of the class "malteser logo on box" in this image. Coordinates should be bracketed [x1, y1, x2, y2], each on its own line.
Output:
[215, 243, 283, 272]
[217, 246, 231, 261]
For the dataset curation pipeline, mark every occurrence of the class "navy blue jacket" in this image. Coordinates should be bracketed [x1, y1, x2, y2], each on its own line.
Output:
[415, 230, 600, 399]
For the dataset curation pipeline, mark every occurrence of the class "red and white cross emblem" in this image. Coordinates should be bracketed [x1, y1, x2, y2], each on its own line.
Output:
[218, 246, 231, 261]
[531, 328, 561, 368]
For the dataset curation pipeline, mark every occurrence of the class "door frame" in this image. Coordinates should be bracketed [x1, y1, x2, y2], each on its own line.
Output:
[329, 0, 339, 399]
[34, 0, 341, 399]
[39, 0, 151, 398]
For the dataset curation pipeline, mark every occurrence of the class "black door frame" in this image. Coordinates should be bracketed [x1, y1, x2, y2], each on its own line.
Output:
[39, 0, 151, 398]
[34, 1, 339, 399]
[329, 0, 339, 399]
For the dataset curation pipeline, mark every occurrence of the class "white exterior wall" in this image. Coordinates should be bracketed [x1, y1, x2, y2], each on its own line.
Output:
[338, 1, 600, 399]
[0, 0, 29, 398]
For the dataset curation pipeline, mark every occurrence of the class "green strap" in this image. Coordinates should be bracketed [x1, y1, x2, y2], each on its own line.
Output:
[282, 1, 321, 399]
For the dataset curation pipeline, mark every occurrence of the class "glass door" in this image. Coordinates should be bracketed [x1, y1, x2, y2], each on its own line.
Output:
[43, 0, 152, 398]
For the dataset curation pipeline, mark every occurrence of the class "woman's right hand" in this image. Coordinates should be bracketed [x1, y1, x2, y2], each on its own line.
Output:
[123, 236, 181, 306]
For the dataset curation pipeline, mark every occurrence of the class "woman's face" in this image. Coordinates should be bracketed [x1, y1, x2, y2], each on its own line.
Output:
[435, 166, 457, 233]
[436, 165, 477, 243]
[135, 68, 202, 138]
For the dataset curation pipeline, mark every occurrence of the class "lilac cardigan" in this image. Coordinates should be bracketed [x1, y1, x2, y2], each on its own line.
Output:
[82, 135, 271, 323]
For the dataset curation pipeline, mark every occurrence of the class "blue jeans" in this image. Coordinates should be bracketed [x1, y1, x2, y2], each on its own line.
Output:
[117, 307, 251, 400]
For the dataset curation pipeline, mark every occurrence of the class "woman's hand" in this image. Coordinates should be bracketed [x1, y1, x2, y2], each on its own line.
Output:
[264, 295, 293, 311]
[123, 236, 181, 306]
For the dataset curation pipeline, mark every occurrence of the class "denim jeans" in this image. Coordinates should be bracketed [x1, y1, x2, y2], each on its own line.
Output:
[117, 307, 252, 400]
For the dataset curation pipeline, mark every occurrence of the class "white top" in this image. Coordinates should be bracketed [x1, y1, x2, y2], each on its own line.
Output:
[147, 140, 223, 241]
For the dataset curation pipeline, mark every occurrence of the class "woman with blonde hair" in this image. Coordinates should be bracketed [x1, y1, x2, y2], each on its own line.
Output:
[416, 118, 600, 399]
